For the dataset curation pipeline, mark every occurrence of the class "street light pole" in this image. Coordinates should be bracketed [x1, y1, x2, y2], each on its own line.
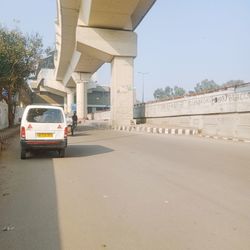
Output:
[138, 72, 148, 103]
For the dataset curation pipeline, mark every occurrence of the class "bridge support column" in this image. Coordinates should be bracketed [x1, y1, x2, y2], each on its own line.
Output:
[63, 96, 67, 113]
[111, 56, 134, 127]
[74, 73, 91, 120]
[66, 89, 75, 114]
[76, 82, 87, 120]
[76, 27, 137, 126]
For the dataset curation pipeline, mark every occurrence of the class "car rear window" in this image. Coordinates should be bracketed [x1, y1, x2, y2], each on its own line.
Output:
[26, 108, 64, 123]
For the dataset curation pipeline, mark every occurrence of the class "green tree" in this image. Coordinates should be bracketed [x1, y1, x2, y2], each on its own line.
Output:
[194, 79, 219, 93]
[173, 86, 186, 97]
[164, 86, 173, 97]
[44, 46, 54, 56]
[154, 85, 186, 100]
[222, 80, 244, 88]
[153, 88, 165, 100]
[0, 26, 43, 126]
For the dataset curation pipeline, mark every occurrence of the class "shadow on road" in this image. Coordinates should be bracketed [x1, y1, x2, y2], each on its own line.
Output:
[68, 132, 89, 137]
[0, 138, 62, 250]
[27, 150, 60, 159]
[66, 144, 113, 158]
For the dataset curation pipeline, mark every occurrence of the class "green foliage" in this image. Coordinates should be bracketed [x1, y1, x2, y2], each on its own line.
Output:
[44, 46, 54, 56]
[164, 86, 173, 97]
[222, 80, 244, 87]
[0, 27, 43, 84]
[153, 88, 165, 100]
[153, 85, 186, 100]
[194, 79, 219, 93]
[0, 25, 43, 126]
[173, 86, 185, 97]
[153, 79, 246, 101]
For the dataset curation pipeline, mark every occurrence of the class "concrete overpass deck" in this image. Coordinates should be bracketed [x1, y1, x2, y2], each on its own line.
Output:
[38, 0, 157, 126]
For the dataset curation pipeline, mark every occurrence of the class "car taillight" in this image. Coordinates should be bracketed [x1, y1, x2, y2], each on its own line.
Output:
[64, 127, 68, 138]
[20, 126, 26, 139]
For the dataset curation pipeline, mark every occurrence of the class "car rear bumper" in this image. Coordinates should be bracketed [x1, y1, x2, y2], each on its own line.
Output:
[20, 139, 67, 149]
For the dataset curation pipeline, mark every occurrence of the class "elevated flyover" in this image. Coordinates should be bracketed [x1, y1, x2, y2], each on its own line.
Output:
[54, 0, 156, 125]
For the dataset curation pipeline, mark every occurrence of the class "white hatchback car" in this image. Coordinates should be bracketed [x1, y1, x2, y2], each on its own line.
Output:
[20, 105, 68, 159]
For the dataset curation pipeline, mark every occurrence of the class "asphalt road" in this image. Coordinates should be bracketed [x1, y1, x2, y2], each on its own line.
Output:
[0, 130, 250, 250]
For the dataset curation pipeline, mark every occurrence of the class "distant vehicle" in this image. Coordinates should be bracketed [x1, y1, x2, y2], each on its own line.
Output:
[65, 114, 75, 136]
[20, 105, 68, 159]
[65, 112, 78, 136]
[69, 119, 77, 136]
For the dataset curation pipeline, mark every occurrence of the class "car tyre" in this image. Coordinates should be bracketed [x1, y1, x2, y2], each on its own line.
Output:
[59, 148, 65, 158]
[21, 147, 26, 160]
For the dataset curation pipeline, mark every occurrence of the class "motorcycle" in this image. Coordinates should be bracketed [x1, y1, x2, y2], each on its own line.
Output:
[66, 115, 77, 136]
[67, 121, 77, 136]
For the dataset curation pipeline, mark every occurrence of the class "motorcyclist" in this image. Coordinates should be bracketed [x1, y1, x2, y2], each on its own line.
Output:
[72, 111, 78, 128]
[70, 111, 78, 136]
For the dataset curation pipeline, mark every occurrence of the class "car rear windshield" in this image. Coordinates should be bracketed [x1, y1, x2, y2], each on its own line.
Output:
[26, 108, 64, 123]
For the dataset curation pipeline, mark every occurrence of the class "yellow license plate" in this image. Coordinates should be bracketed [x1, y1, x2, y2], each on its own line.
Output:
[36, 133, 53, 138]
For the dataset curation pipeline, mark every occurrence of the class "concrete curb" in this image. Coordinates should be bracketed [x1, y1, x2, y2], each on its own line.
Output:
[114, 125, 250, 143]
[198, 134, 250, 143]
[0, 127, 20, 151]
[76, 123, 112, 132]
[114, 125, 198, 136]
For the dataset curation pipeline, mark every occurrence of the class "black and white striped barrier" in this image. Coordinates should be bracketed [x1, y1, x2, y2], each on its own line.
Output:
[114, 126, 198, 136]
[114, 125, 250, 143]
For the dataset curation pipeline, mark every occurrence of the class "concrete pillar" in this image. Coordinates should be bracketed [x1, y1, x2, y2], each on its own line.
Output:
[74, 73, 90, 120]
[76, 81, 86, 119]
[111, 56, 134, 127]
[75, 27, 137, 126]
[72, 72, 91, 120]
[67, 90, 74, 114]
[63, 96, 67, 113]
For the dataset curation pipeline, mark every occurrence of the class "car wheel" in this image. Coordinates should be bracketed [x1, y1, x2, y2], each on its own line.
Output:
[21, 147, 26, 160]
[59, 149, 65, 158]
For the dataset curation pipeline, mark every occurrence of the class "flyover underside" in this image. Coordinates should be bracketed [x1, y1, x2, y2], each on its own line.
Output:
[53, 0, 156, 125]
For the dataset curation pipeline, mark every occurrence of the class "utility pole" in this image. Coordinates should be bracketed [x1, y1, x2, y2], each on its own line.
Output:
[138, 72, 148, 103]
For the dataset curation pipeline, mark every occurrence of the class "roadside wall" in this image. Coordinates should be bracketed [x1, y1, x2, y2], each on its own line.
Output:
[0, 101, 8, 129]
[14, 106, 24, 125]
[0, 101, 25, 130]
[134, 88, 250, 139]
[87, 111, 111, 121]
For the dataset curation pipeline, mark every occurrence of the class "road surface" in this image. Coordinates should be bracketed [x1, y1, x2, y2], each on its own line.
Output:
[0, 130, 250, 250]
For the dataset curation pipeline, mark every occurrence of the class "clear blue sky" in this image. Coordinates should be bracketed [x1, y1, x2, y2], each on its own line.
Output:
[1, 0, 250, 101]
